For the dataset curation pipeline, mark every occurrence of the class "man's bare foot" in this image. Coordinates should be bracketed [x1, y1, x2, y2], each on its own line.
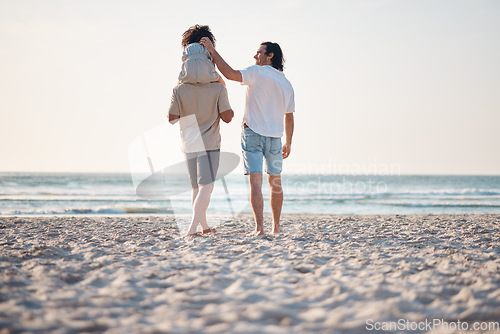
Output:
[253, 230, 264, 236]
[272, 225, 281, 234]
[202, 228, 217, 234]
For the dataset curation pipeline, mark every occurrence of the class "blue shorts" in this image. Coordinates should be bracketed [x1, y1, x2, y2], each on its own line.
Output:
[241, 127, 282, 175]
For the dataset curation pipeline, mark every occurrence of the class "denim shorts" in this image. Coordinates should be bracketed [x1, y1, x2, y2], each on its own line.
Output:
[241, 127, 282, 175]
[184, 149, 220, 186]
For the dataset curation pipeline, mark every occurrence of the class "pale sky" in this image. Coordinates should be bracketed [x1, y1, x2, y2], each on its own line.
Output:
[1, 0, 499, 175]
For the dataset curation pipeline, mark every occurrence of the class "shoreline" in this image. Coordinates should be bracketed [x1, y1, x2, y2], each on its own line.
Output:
[1, 214, 500, 333]
[2, 212, 500, 217]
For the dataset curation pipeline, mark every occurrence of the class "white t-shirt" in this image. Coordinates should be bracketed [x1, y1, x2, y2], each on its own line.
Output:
[240, 65, 295, 138]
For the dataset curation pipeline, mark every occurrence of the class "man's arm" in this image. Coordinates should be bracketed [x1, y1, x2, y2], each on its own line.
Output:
[282, 113, 294, 159]
[220, 109, 234, 123]
[168, 113, 180, 124]
[168, 89, 181, 124]
[200, 37, 242, 82]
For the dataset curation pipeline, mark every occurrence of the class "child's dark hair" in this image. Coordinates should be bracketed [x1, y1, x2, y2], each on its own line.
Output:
[182, 25, 216, 47]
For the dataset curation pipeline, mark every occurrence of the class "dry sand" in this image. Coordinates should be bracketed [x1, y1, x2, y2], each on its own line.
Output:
[1, 214, 500, 333]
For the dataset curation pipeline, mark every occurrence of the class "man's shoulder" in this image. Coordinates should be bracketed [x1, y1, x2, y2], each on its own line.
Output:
[254, 65, 288, 81]
[241, 64, 262, 73]
[176, 82, 225, 90]
[244, 64, 260, 70]
[242, 65, 283, 80]
[262, 67, 293, 88]
[208, 82, 227, 94]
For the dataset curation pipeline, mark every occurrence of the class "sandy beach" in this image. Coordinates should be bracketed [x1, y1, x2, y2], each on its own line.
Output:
[1, 214, 500, 333]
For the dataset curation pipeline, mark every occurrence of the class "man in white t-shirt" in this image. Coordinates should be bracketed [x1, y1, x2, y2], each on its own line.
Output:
[201, 38, 295, 235]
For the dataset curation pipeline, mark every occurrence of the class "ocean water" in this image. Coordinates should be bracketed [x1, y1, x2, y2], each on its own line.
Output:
[1, 173, 500, 216]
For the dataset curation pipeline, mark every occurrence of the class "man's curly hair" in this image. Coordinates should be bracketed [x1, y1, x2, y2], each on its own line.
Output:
[181, 25, 216, 47]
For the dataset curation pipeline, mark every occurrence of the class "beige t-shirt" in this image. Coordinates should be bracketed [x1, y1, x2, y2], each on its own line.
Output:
[168, 82, 231, 152]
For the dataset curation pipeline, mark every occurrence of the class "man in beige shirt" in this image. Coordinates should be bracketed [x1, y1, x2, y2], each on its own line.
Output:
[168, 25, 233, 236]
